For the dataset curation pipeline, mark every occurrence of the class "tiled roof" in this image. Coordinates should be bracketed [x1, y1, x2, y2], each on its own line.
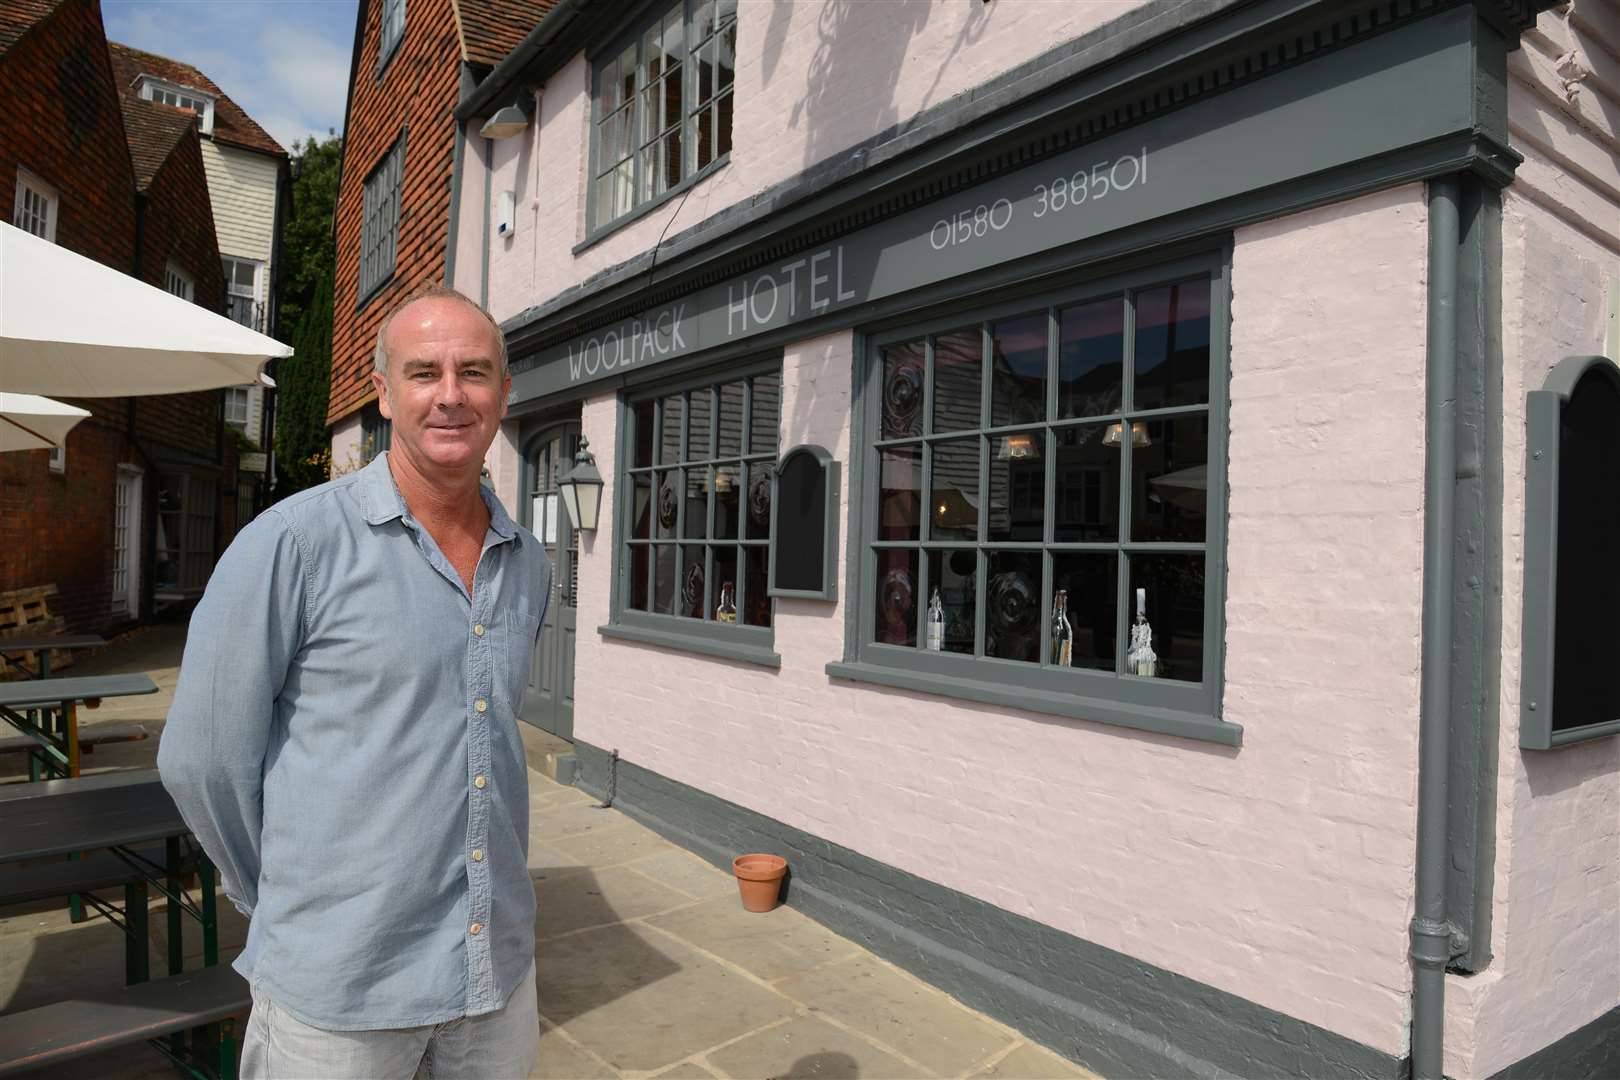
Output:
[455, 0, 555, 69]
[107, 41, 286, 158]
[0, 0, 63, 56]
[119, 94, 197, 190]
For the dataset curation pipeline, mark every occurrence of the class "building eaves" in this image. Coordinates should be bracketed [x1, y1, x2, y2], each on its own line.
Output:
[455, 0, 622, 121]
[0, 0, 63, 57]
[453, 0, 557, 71]
[107, 40, 287, 158]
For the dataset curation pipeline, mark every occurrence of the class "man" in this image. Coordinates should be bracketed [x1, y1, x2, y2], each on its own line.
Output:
[159, 286, 549, 1078]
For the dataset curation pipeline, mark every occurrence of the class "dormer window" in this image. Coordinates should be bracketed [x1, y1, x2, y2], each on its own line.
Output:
[138, 76, 215, 134]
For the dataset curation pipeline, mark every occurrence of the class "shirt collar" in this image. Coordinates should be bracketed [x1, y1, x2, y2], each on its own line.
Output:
[360, 451, 517, 542]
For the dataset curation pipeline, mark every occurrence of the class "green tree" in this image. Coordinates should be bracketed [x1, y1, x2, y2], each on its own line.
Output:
[275, 265, 334, 495]
[276, 133, 342, 339]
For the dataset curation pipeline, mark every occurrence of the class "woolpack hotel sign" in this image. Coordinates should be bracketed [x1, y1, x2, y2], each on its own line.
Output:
[509, 8, 1489, 403]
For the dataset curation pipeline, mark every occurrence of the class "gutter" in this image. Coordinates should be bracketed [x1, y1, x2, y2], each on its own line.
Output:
[1410, 175, 1462, 1080]
[453, 0, 591, 123]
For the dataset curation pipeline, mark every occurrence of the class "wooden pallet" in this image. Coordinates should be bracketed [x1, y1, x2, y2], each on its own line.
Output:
[0, 585, 71, 678]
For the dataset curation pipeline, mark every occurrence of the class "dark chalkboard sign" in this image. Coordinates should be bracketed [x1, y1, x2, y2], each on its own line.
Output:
[769, 445, 839, 601]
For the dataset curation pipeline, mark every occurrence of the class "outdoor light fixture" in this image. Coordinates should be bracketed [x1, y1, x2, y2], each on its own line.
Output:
[557, 436, 603, 533]
[480, 99, 531, 139]
[1103, 421, 1152, 449]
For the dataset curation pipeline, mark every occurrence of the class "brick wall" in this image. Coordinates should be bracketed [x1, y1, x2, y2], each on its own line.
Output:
[328, 0, 460, 426]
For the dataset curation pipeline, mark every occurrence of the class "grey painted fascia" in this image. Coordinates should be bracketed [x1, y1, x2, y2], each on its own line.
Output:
[480, 137, 492, 309]
[597, 623, 781, 669]
[569, 740, 1402, 1080]
[453, 0, 606, 123]
[445, 119, 465, 287]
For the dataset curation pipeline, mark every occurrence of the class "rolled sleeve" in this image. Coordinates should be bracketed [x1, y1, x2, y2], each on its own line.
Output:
[157, 509, 307, 915]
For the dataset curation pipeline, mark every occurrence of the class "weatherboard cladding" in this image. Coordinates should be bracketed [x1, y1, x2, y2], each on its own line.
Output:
[328, 0, 461, 424]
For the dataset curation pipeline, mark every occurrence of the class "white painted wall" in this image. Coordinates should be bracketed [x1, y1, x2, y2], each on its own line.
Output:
[1443, 5, 1620, 1076]
[535, 186, 1433, 1057]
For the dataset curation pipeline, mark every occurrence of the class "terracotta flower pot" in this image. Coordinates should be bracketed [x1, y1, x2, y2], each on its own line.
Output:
[732, 853, 787, 912]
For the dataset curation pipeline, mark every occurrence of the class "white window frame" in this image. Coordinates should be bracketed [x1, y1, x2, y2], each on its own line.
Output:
[222, 255, 263, 331]
[114, 466, 144, 618]
[379, 0, 406, 71]
[138, 76, 215, 134]
[165, 261, 195, 301]
[13, 167, 58, 242]
[47, 445, 66, 474]
[224, 386, 251, 429]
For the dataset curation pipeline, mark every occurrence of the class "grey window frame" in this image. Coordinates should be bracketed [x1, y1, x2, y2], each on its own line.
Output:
[604, 357, 781, 668]
[358, 133, 405, 308]
[582, 0, 736, 247]
[828, 251, 1239, 746]
[378, 0, 405, 73]
[1519, 354, 1620, 749]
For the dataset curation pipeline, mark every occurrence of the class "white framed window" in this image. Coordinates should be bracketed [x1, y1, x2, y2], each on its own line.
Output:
[379, 0, 406, 70]
[222, 255, 263, 331]
[155, 472, 215, 595]
[224, 386, 251, 429]
[47, 445, 66, 474]
[589, 0, 736, 234]
[138, 76, 215, 134]
[359, 135, 405, 303]
[13, 168, 58, 242]
[114, 466, 144, 618]
[165, 262, 195, 301]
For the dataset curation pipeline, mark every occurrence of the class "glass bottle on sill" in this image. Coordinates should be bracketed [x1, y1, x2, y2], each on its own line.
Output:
[926, 589, 944, 652]
[717, 582, 737, 623]
[1127, 586, 1158, 677]
[1051, 588, 1073, 668]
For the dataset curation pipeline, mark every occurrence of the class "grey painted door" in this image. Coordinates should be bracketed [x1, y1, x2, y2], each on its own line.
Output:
[520, 423, 579, 741]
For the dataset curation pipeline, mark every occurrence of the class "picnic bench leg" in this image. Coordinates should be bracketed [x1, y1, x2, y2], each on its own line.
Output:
[200, 856, 219, 967]
[166, 836, 184, 975]
[65, 700, 89, 922]
[125, 878, 150, 984]
[218, 1016, 239, 1080]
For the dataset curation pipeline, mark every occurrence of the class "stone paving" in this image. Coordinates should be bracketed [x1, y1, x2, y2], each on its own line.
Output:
[0, 624, 1095, 1079]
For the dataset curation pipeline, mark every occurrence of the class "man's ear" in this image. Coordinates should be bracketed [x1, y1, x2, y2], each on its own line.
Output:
[372, 370, 393, 420]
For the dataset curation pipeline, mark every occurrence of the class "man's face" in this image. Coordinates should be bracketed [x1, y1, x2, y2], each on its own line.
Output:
[372, 297, 511, 475]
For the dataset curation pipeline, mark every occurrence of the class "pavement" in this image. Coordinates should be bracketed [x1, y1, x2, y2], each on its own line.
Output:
[0, 623, 1095, 1080]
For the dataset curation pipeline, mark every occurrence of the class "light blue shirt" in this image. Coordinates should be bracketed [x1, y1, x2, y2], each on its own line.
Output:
[159, 452, 550, 1030]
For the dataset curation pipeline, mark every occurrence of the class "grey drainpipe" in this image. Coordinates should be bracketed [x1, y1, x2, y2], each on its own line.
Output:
[1410, 174, 1461, 1080]
[480, 137, 493, 309]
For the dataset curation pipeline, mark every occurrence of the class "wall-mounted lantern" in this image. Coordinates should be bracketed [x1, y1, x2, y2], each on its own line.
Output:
[558, 436, 603, 533]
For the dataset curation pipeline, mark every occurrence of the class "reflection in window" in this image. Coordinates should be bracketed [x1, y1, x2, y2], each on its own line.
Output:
[867, 276, 1214, 683]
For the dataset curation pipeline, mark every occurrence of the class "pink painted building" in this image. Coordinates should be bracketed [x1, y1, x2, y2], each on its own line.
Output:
[447, 1, 1619, 1076]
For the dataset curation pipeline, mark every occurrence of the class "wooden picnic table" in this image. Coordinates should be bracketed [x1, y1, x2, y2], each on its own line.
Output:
[0, 673, 158, 781]
[0, 633, 104, 679]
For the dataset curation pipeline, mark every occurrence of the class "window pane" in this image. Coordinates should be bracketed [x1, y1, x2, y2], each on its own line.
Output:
[749, 373, 780, 454]
[985, 551, 1041, 663]
[654, 470, 677, 538]
[638, 140, 665, 203]
[713, 466, 740, 539]
[881, 341, 925, 439]
[663, 128, 684, 190]
[718, 381, 744, 458]
[680, 544, 705, 618]
[612, 159, 635, 219]
[990, 313, 1047, 427]
[629, 545, 650, 610]
[683, 469, 707, 539]
[1054, 423, 1117, 542]
[659, 395, 682, 463]
[1129, 555, 1204, 683]
[616, 42, 637, 106]
[717, 19, 735, 92]
[653, 545, 677, 614]
[744, 546, 770, 627]
[1052, 553, 1117, 671]
[633, 400, 654, 468]
[743, 460, 772, 540]
[661, 65, 684, 131]
[987, 431, 1043, 543]
[593, 173, 616, 230]
[630, 474, 652, 538]
[694, 101, 714, 170]
[926, 549, 976, 655]
[1132, 415, 1208, 542]
[931, 328, 981, 434]
[694, 37, 716, 107]
[716, 92, 733, 159]
[691, 0, 715, 43]
[710, 544, 738, 621]
[1059, 297, 1124, 418]
[929, 439, 978, 542]
[1134, 279, 1211, 410]
[878, 446, 922, 541]
[687, 387, 712, 460]
[875, 549, 918, 646]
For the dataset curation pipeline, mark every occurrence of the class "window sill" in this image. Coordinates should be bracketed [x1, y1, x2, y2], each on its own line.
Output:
[574, 155, 730, 257]
[599, 622, 781, 669]
[824, 660, 1242, 747]
[355, 272, 395, 313]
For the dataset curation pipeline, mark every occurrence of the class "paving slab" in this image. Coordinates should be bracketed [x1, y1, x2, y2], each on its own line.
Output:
[650, 1063, 719, 1079]
[773, 953, 1017, 1078]
[532, 798, 642, 842]
[537, 864, 698, 940]
[705, 1014, 925, 1079]
[537, 922, 798, 1073]
[531, 1024, 618, 1080]
[547, 817, 669, 866]
[970, 1041, 1102, 1079]
[646, 895, 862, 983]
[625, 849, 737, 901]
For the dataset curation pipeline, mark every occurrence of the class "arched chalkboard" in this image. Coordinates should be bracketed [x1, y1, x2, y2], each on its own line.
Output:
[769, 445, 840, 600]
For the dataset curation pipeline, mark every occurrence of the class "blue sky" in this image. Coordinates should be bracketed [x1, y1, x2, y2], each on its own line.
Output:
[103, 1, 359, 154]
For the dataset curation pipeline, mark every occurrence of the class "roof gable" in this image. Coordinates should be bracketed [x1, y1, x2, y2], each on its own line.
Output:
[119, 94, 197, 190]
[454, 0, 555, 69]
[107, 40, 286, 158]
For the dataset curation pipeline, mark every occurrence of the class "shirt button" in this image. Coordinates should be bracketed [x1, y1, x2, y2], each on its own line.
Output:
[473, 623, 485, 636]
[469, 923, 483, 936]
[474, 698, 488, 713]
[471, 849, 484, 862]
[474, 775, 487, 789]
